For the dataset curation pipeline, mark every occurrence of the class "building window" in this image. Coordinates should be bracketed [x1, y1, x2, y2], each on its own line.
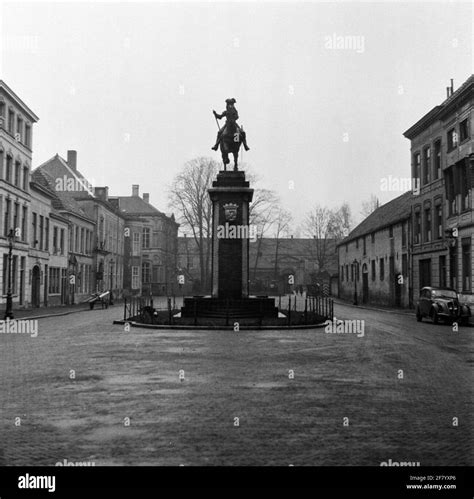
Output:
[21, 206, 27, 242]
[131, 266, 140, 289]
[460, 162, 469, 212]
[60, 228, 65, 254]
[414, 211, 421, 244]
[389, 225, 393, 238]
[433, 140, 441, 180]
[142, 227, 150, 249]
[345, 265, 349, 281]
[53, 226, 58, 253]
[459, 118, 469, 142]
[14, 161, 20, 187]
[2, 255, 7, 294]
[371, 233, 375, 244]
[401, 221, 407, 247]
[424, 207, 431, 242]
[45, 218, 49, 251]
[462, 238, 471, 292]
[48, 267, 61, 294]
[132, 232, 140, 255]
[142, 262, 151, 284]
[0, 101, 4, 121]
[8, 109, 14, 134]
[16, 116, 23, 142]
[351, 263, 354, 281]
[413, 152, 421, 182]
[39, 215, 44, 250]
[13, 202, 19, 233]
[31, 212, 37, 246]
[447, 128, 458, 151]
[371, 260, 376, 281]
[380, 258, 385, 281]
[363, 237, 366, 255]
[0, 149, 3, 178]
[6, 155, 12, 183]
[435, 204, 442, 240]
[4, 199, 11, 236]
[80, 227, 85, 253]
[25, 123, 31, 147]
[23, 166, 28, 191]
[423, 146, 431, 185]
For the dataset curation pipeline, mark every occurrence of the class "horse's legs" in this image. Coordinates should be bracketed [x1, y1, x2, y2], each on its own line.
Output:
[233, 151, 239, 171]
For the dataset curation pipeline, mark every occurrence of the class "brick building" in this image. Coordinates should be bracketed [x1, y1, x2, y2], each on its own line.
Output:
[404, 75, 473, 300]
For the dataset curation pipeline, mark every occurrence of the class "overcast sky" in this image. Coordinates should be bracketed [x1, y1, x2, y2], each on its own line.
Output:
[1, 1, 472, 233]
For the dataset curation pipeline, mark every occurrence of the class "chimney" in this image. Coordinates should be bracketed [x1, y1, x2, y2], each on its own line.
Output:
[94, 186, 109, 201]
[132, 184, 139, 197]
[67, 150, 77, 171]
[143, 193, 150, 203]
[450, 78, 454, 95]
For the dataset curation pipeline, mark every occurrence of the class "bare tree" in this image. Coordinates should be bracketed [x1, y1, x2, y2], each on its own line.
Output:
[169, 159, 279, 292]
[168, 157, 218, 291]
[302, 205, 334, 271]
[360, 194, 380, 219]
[271, 208, 293, 281]
[329, 202, 353, 241]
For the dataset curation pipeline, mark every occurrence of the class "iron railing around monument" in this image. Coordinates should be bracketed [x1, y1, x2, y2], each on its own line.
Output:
[123, 294, 333, 326]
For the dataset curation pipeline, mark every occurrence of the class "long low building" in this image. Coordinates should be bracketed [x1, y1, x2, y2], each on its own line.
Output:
[337, 192, 413, 308]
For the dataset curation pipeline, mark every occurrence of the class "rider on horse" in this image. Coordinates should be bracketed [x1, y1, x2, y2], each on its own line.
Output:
[211, 98, 250, 151]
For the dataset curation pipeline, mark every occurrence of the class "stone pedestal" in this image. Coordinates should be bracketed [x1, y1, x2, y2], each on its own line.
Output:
[208, 170, 253, 299]
[180, 169, 278, 319]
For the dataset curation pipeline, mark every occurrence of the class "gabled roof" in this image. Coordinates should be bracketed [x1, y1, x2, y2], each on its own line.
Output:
[31, 168, 94, 223]
[35, 154, 94, 196]
[337, 191, 413, 246]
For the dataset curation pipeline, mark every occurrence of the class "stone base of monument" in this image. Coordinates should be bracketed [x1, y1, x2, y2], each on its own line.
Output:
[180, 296, 278, 319]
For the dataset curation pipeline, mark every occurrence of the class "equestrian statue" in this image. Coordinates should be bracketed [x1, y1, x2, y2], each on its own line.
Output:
[211, 98, 250, 171]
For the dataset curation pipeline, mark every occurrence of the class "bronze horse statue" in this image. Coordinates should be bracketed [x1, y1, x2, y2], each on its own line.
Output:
[219, 121, 245, 171]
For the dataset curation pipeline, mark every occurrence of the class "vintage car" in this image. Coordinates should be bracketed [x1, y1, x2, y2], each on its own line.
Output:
[416, 286, 461, 324]
[457, 293, 474, 326]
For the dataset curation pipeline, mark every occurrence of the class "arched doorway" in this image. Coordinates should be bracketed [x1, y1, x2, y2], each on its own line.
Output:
[31, 265, 40, 307]
[362, 263, 369, 304]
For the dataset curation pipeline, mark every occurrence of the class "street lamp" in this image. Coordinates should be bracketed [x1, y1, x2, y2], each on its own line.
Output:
[4, 229, 16, 320]
[352, 258, 358, 306]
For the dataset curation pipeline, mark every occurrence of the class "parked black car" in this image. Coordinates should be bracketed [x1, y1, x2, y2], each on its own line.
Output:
[457, 292, 474, 326]
[416, 287, 461, 324]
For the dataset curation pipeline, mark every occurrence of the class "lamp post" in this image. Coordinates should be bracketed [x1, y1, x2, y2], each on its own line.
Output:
[4, 229, 16, 320]
[353, 258, 358, 306]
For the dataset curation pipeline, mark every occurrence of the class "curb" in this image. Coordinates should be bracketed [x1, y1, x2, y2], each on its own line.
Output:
[10, 307, 100, 321]
[333, 299, 413, 317]
[112, 319, 329, 331]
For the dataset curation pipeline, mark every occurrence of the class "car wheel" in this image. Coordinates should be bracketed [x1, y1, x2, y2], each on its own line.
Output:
[432, 310, 439, 325]
[416, 308, 422, 322]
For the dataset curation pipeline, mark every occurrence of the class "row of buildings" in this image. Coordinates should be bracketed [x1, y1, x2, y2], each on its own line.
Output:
[0, 80, 178, 310]
[338, 74, 474, 307]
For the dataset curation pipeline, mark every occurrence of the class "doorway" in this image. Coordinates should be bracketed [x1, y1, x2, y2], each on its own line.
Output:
[31, 265, 40, 307]
[362, 264, 369, 304]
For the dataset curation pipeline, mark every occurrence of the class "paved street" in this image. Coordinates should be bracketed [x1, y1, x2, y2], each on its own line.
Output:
[0, 301, 472, 466]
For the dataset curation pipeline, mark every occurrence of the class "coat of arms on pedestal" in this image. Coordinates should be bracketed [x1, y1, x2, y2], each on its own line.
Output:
[223, 203, 238, 222]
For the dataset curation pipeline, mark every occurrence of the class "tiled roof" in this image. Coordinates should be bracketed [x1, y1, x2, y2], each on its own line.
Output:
[112, 196, 163, 216]
[338, 191, 413, 246]
[31, 168, 93, 222]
